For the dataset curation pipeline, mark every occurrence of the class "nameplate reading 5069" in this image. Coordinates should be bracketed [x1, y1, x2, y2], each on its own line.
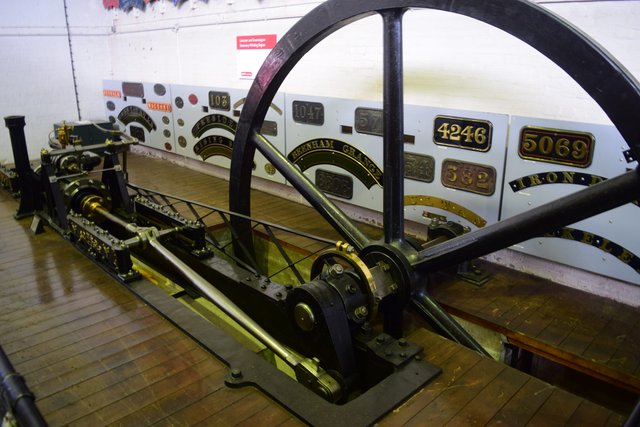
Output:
[433, 116, 492, 152]
[518, 126, 594, 168]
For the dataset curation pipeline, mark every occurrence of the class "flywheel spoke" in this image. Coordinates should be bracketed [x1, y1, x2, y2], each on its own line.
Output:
[412, 168, 640, 272]
[251, 131, 371, 251]
[381, 8, 407, 244]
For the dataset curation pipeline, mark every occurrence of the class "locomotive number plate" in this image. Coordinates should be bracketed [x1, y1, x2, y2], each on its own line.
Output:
[404, 152, 435, 183]
[316, 169, 353, 200]
[434, 116, 492, 152]
[518, 126, 594, 167]
[209, 91, 231, 111]
[355, 107, 383, 136]
[441, 159, 496, 196]
[292, 100, 324, 125]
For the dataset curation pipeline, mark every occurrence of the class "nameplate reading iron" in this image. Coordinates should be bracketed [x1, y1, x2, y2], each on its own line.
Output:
[122, 82, 144, 98]
[193, 135, 234, 161]
[191, 114, 238, 138]
[355, 107, 383, 136]
[441, 159, 496, 196]
[209, 91, 231, 111]
[118, 106, 156, 132]
[544, 227, 640, 274]
[292, 100, 324, 125]
[404, 152, 435, 183]
[518, 126, 594, 167]
[287, 138, 383, 188]
[509, 171, 605, 192]
[433, 116, 492, 152]
[316, 169, 353, 200]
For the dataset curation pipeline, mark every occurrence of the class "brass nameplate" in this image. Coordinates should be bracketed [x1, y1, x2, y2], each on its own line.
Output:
[545, 227, 640, 274]
[193, 135, 233, 161]
[261, 120, 278, 137]
[209, 91, 231, 111]
[405, 195, 487, 227]
[292, 100, 324, 125]
[509, 171, 605, 192]
[287, 138, 383, 188]
[316, 169, 353, 200]
[404, 152, 435, 183]
[518, 126, 594, 167]
[129, 125, 145, 142]
[355, 107, 383, 136]
[441, 159, 496, 196]
[433, 116, 492, 152]
[191, 114, 238, 138]
[122, 81, 144, 98]
[118, 106, 156, 132]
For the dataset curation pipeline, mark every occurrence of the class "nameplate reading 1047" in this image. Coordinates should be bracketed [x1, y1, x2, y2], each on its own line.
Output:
[292, 100, 324, 125]
[441, 159, 496, 196]
[518, 126, 594, 168]
[209, 91, 230, 111]
[433, 116, 492, 152]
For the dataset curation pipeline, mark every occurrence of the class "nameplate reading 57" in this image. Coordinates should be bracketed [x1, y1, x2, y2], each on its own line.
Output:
[518, 126, 594, 168]
[434, 116, 492, 152]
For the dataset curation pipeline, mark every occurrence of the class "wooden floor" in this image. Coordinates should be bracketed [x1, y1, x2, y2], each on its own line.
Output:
[0, 151, 631, 426]
[429, 260, 640, 397]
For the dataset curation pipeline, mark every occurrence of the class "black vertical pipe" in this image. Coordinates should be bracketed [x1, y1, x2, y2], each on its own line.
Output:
[4, 116, 40, 218]
[381, 9, 406, 244]
[0, 346, 47, 427]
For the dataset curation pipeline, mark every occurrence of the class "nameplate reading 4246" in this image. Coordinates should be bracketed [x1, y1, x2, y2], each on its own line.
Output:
[433, 116, 492, 152]
[518, 126, 594, 168]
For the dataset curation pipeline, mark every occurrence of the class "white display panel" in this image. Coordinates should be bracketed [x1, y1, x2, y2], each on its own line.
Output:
[284, 94, 385, 212]
[171, 84, 286, 183]
[502, 116, 640, 285]
[284, 94, 509, 232]
[103, 80, 175, 153]
[402, 105, 509, 231]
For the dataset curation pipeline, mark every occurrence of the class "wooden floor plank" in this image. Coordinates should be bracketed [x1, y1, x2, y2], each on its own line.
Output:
[0, 152, 631, 426]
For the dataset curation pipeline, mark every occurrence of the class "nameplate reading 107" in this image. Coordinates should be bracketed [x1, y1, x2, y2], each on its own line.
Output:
[518, 126, 594, 168]
[209, 91, 230, 111]
[433, 116, 492, 152]
[292, 101, 324, 125]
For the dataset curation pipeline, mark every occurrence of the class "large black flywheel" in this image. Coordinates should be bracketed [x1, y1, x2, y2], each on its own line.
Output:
[230, 0, 640, 349]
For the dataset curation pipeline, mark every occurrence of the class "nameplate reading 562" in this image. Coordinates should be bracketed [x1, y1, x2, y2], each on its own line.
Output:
[434, 116, 492, 152]
[441, 159, 496, 196]
[518, 126, 594, 168]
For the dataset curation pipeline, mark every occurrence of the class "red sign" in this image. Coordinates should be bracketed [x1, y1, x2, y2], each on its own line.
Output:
[103, 89, 121, 98]
[236, 34, 277, 50]
[147, 101, 172, 112]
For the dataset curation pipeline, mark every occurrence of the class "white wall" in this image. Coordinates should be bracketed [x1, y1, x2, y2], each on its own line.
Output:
[0, 1, 79, 161]
[2, 1, 638, 161]
[102, 0, 640, 127]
